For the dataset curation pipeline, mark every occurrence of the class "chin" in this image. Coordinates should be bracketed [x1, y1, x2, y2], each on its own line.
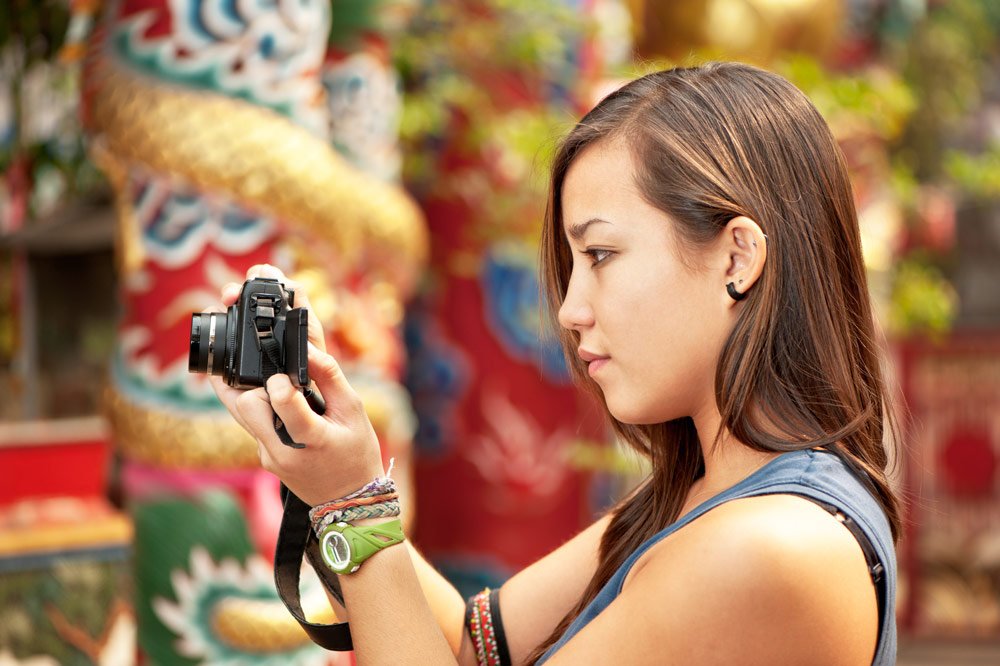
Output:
[606, 398, 677, 426]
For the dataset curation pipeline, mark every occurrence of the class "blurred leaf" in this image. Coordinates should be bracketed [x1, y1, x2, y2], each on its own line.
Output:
[888, 256, 958, 339]
[944, 145, 1000, 198]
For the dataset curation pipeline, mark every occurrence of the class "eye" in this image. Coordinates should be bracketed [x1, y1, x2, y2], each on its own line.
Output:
[580, 248, 614, 266]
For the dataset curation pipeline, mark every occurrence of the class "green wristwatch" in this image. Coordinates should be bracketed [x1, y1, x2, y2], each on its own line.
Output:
[319, 519, 405, 574]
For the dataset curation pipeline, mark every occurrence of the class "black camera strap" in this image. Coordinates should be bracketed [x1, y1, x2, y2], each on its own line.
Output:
[255, 299, 285, 381]
[254, 301, 306, 449]
[250, 291, 354, 649]
[275, 483, 355, 651]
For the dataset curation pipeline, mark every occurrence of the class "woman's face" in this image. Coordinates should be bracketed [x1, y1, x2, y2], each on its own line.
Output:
[558, 139, 735, 425]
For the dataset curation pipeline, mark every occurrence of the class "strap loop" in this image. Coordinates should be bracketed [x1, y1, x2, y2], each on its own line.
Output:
[274, 484, 354, 651]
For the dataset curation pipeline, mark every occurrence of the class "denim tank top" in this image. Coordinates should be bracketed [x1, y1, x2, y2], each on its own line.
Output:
[538, 448, 897, 665]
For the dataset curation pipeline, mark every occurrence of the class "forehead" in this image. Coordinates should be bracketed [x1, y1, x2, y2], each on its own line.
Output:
[560, 139, 657, 237]
[562, 140, 638, 210]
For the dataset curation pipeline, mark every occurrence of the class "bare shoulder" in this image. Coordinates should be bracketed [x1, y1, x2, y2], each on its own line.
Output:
[636, 494, 878, 664]
[546, 494, 879, 665]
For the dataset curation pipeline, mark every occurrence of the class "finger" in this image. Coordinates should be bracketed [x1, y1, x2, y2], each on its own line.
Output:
[221, 282, 241, 306]
[243, 265, 326, 352]
[237, 387, 303, 472]
[257, 437, 276, 472]
[266, 373, 326, 446]
[235, 387, 281, 452]
[246, 264, 287, 281]
[268, 276, 325, 353]
[308, 344, 364, 422]
[208, 375, 249, 430]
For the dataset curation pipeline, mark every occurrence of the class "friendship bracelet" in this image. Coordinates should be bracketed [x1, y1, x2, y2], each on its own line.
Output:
[310, 492, 400, 521]
[313, 500, 402, 537]
[314, 499, 402, 532]
[307, 459, 397, 525]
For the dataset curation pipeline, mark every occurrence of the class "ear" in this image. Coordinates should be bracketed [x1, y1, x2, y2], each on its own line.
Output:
[721, 216, 767, 302]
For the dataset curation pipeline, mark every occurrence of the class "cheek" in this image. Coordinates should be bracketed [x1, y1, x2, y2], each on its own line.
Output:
[602, 271, 726, 423]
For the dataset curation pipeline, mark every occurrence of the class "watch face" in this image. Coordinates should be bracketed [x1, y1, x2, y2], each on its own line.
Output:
[322, 530, 352, 571]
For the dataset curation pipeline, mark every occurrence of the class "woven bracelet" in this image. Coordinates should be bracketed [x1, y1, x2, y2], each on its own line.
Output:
[313, 500, 401, 537]
[308, 460, 397, 525]
[310, 492, 400, 521]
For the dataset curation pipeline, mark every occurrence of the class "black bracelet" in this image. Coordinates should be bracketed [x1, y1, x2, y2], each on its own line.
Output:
[465, 588, 512, 666]
[489, 588, 512, 666]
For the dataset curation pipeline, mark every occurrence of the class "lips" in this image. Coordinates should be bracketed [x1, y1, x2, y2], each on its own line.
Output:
[578, 348, 610, 377]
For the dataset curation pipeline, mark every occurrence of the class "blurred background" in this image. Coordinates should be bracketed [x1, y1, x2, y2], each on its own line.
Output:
[0, 0, 998, 664]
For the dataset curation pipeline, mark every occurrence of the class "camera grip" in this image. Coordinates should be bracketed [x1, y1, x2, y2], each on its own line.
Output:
[273, 387, 326, 448]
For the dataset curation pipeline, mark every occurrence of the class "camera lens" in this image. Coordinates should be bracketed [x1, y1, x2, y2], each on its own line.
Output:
[189, 312, 229, 376]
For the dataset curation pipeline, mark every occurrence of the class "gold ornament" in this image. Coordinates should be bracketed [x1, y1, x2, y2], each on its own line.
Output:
[104, 384, 260, 470]
[87, 57, 428, 293]
[636, 0, 844, 65]
[210, 596, 337, 652]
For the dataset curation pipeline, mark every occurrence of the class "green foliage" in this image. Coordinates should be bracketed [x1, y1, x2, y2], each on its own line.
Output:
[887, 0, 1000, 181]
[945, 144, 1000, 199]
[779, 55, 915, 141]
[888, 256, 958, 339]
[393, 1, 590, 247]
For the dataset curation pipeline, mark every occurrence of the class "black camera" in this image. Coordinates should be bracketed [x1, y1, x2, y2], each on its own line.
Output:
[188, 277, 309, 389]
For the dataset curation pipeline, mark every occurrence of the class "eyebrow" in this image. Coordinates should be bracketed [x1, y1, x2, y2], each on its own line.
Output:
[567, 217, 612, 242]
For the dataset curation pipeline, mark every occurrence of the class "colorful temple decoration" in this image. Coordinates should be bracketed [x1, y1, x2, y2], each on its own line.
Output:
[0, 418, 134, 666]
[395, 0, 631, 594]
[5, 0, 1000, 661]
[80, 0, 425, 662]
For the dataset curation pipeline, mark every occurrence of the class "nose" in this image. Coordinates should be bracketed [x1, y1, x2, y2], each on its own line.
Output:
[557, 277, 594, 331]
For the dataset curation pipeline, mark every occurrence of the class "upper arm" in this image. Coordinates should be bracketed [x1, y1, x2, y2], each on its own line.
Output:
[543, 495, 879, 666]
[494, 512, 613, 664]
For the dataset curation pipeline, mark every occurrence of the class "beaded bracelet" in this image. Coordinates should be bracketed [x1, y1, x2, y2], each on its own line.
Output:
[465, 588, 511, 666]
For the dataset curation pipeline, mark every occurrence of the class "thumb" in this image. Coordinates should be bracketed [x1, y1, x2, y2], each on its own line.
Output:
[308, 344, 363, 422]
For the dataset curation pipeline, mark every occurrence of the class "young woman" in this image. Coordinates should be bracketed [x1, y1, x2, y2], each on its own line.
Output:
[211, 62, 899, 665]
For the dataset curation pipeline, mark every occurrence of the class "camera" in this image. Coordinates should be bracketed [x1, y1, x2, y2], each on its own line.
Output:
[188, 277, 309, 389]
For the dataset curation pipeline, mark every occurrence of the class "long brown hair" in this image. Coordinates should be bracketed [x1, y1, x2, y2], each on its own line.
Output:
[532, 62, 901, 662]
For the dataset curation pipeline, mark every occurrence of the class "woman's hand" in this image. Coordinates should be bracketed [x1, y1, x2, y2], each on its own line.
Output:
[207, 264, 385, 506]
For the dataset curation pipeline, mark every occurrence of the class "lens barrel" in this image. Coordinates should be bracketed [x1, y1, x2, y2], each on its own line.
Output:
[189, 312, 228, 376]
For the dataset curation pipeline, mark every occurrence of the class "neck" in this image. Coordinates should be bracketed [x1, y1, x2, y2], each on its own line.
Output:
[690, 403, 779, 494]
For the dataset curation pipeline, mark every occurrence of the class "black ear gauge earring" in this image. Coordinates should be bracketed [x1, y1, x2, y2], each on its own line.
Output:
[727, 282, 748, 301]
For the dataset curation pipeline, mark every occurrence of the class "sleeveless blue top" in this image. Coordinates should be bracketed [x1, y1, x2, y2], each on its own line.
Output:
[538, 448, 897, 665]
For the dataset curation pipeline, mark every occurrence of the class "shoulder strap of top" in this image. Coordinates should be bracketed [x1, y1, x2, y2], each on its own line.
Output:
[786, 493, 887, 636]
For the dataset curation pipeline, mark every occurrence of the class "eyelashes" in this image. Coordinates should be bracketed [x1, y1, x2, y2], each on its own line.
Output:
[579, 248, 614, 267]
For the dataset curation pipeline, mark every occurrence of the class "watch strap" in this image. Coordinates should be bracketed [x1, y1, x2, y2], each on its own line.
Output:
[322, 519, 405, 573]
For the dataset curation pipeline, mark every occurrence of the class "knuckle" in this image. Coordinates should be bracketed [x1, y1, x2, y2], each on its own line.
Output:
[347, 392, 365, 414]
[321, 355, 343, 380]
[268, 385, 293, 409]
[235, 390, 256, 415]
[301, 421, 326, 447]
[260, 264, 284, 280]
